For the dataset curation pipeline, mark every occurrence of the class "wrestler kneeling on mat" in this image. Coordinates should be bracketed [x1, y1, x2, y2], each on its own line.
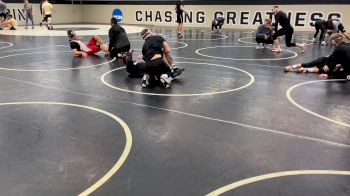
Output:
[126, 49, 184, 79]
[139, 28, 185, 88]
[67, 30, 108, 57]
[212, 17, 225, 32]
[271, 6, 306, 53]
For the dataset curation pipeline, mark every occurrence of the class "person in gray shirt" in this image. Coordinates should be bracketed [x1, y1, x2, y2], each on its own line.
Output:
[325, 19, 350, 41]
[255, 18, 274, 49]
[24, 0, 34, 29]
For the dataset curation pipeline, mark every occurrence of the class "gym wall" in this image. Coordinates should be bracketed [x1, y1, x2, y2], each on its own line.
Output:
[82, 4, 349, 31]
[4, 2, 349, 32]
[3, 3, 82, 25]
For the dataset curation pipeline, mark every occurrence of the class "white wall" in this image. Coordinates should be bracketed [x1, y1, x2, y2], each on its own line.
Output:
[82, 4, 350, 31]
[5, 3, 350, 32]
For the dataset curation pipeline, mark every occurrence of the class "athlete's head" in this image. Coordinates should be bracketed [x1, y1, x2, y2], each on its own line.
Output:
[264, 18, 272, 26]
[67, 30, 76, 39]
[110, 17, 117, 26]
[140, 28, 152, 40]
[330, 33, 344, 46]
[272, 6, 279, 14]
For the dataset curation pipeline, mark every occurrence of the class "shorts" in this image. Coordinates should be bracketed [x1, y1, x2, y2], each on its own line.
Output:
[176, 12, 183, 23]
[110, 44, 131, 59]
[85, 36, 101, 55]
[145, 58, 172, 83]
[44, 14, 51, 21]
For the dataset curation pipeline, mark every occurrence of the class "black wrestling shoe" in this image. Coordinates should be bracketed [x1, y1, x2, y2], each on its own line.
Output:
[39, 22, 42, 27]
[171, 67, 185, 78]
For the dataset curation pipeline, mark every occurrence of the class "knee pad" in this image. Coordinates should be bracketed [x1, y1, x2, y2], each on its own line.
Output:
[47, 17, 52, 23]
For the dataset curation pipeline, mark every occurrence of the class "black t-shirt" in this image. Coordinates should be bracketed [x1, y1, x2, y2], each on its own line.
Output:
[331, 42, 350, 69]
[315, 19, 327, 29]
[142, 35, 165, 62]
[274, 11, 291, 30]
[109, 24, 130, 52]
[176, 1, 183, 13]
[213, 17, 225, 25]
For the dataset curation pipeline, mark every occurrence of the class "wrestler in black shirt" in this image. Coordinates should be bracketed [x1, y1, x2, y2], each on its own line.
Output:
[271, 6, 306, 53]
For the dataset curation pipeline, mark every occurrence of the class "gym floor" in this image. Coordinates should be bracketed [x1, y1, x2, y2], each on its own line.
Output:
[0, 24, 349, 196]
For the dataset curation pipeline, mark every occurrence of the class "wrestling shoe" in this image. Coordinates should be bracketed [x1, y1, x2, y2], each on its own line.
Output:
[312, 38, 316, 43]
[321, 41, 326, 46]
[160, 74, 171, 88]
[171, 67, 185, 78]
[141, 74, 150, 88]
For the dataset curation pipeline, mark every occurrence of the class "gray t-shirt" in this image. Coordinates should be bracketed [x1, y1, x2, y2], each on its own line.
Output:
[24, 3, 33, 14]
[0, 2, 7, 14]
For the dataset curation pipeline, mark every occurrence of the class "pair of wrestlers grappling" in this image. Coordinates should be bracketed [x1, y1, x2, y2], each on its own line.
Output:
[67, 26, 184, 88]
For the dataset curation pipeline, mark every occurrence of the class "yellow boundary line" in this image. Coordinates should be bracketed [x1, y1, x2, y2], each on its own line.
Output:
[207, 170, 350, 196]
[0, 102, 132, 195]
[286, 79, 350, 128]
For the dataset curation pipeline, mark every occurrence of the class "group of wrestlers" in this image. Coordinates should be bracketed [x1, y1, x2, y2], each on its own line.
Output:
[68, 17, 184, 88]
[252, 6, 350, 79]
[69, 5, 350, 90]
[0, 0, 54, 30]
[0, 0, 16, 30]
[255, 6, 349, 51]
